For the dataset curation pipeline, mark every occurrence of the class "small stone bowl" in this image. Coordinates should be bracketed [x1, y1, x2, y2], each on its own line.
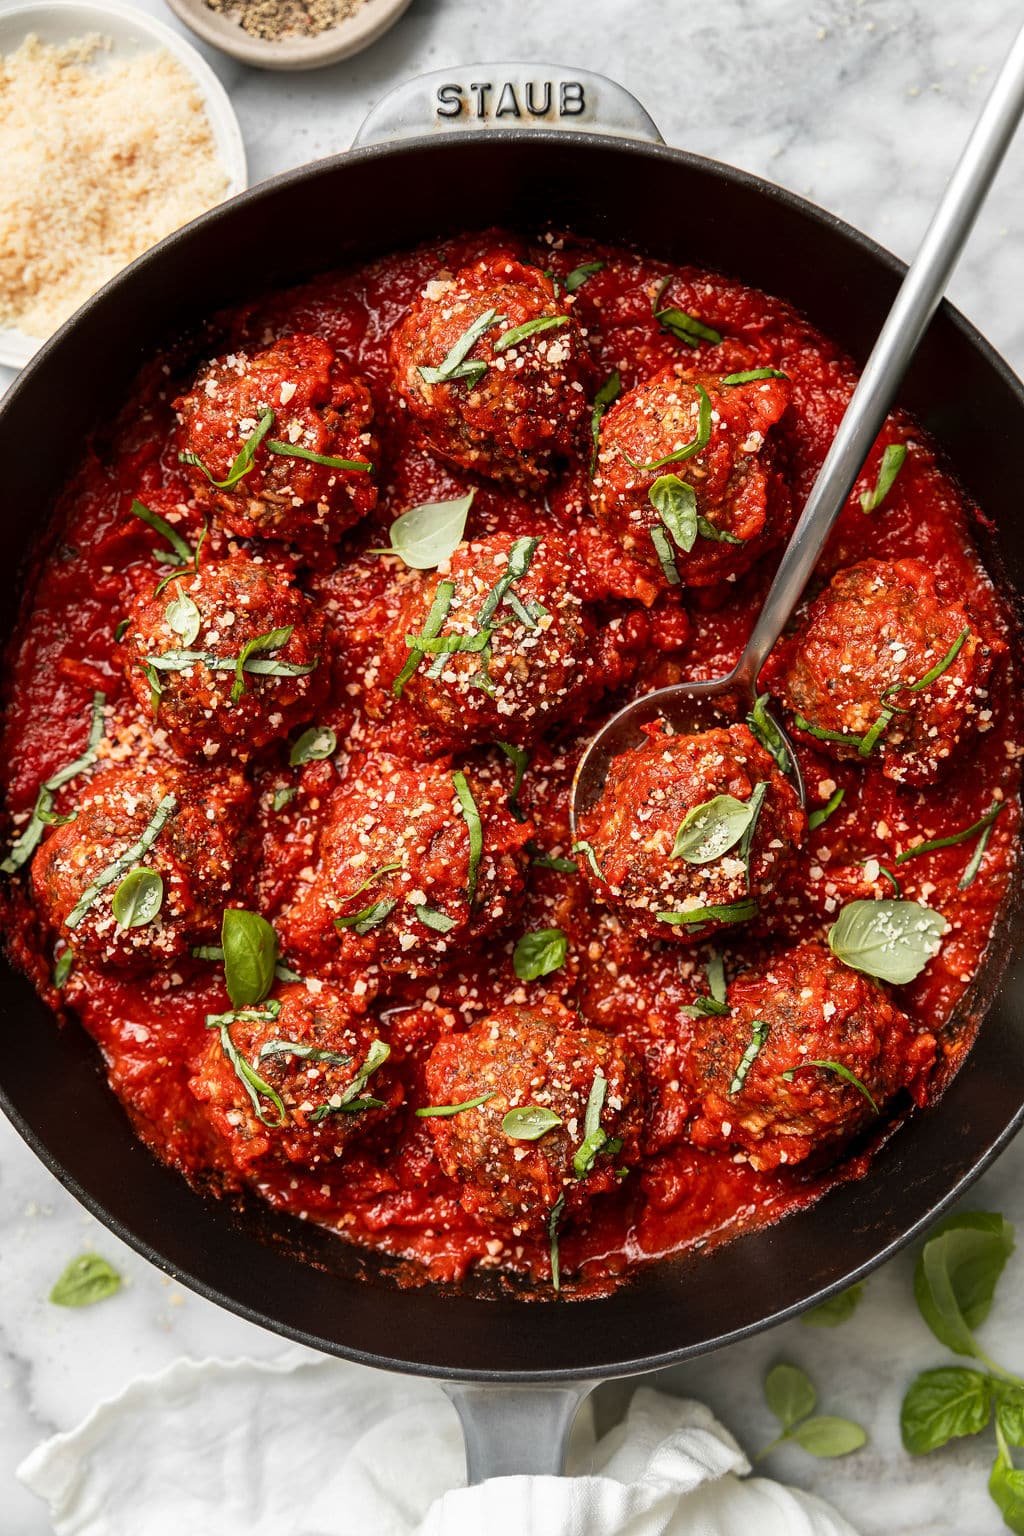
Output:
[164, 0, 412, 71]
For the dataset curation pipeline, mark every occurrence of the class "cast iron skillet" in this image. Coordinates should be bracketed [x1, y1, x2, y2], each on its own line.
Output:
[2, 66, 1023, 1476]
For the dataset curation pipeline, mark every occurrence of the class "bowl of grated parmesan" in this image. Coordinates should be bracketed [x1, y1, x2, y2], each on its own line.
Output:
[0, 0, 247, 369]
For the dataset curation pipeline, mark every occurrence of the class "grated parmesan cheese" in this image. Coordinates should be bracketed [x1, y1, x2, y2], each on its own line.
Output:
[0, 34, 229, 338]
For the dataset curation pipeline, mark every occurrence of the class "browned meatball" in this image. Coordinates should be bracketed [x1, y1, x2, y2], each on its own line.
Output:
[278, 753, 532, 976]
[390, 253, 592, 485]
[575, 722, 805, 943]
[176, 334, 378, 544]
[378, 532, 640, 748]
[681, 941, 937, 1171]
[31, 761, 252, 967]
[775, 558, 997, 785]
[189, 983, 400, 1174]
[422, 1004, 645, 1231]
[122, 555, 327, 760]
[590, 365, 792, 586]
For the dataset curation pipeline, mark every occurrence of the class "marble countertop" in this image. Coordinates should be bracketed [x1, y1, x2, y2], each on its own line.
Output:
[3, 0, 1024, 1530]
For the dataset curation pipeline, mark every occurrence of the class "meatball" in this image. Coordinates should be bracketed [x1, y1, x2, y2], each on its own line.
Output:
[681, 941, 936, 1170]
[379, 532, 638, 748]
[423, 1005, 645, 1231]
[776, 558, 995, 785]
[575, 722, 805, 943]
[31, 761, 252, 967]
[590, 365, 792, 585]
[390, 253, 591, 485]
[190, 983, 400, 1174]
[176, 334, 378, 544]
[122, 555, 327, 759]
[279, 753, 532, 975]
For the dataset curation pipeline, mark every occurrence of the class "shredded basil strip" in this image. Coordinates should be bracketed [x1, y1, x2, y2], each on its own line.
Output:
[590, 371, 621, 475]
[960, 812, 1003, 890]
[416, 904, 457, 932]
[382, 490, 475, 571]
[289, 726, 337, 766]
[207, 1006, 287, 1128]
[860, 442, 908, 514]
[502, 1104, 562, 1140]
[573, 839, 606, 883]
[657, 900, 759, 927]
[65, 794, 176, 931]
[415, 1092, 496, 1118]
[650, 474, 698, 554]
[549, 1192, 566, 1292]
[649, 525, 681, 585]
[809, 787, 845, 832]
[896, 800, 1006, 866]
[493, 315, 570, 353]
[721, 368, 788, 386]
[257, 1039, 352, 1066]
[737, 781, 769, 883]
[393, 578, 455, 699]
[858, 628, 971, 758]
[180, 408, 274, 489]
[418, 307, 504, 388]
[129, 499, 194, 567]
[651, 277, 722, 347]
[339, 862, 402, 902]
[573, 1073, 609, 1177]
[795, 713, 861, 747]
[564, 260, 603, 292]
[2, 691, 107, 874]
[497, 741, 529, 822]
[532, 852, 577, 874]
[624, 383, 713, 472]
[142, 643, 315, 694]
[747, 693, 790, 772]
[232, 625, 294, 705]
[309, 1039, 390, 1121]
[53, 947, 74, 989]
[452, 769, 483, 904]
[730, 1019, 769, 1093]
[475, 537, 540, 627]
[696, 514, 745, 545]
[266, 441, 372, 472]
[334, 897, 396, 935]
[782, 1058, 879, 1113]
[273, 786, 297, 813]
[111, 867, 164, 931]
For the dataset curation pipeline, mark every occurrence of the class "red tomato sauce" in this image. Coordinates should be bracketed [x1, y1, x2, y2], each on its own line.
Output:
[1, 229, 1020, 1297]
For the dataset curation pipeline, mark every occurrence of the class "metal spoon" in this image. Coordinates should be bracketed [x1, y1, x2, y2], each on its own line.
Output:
[571, 19, 1024, 827]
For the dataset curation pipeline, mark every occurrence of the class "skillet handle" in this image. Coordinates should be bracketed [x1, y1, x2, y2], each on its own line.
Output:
[442, 1380, 596, 1482]
[352, 64, 663, 148]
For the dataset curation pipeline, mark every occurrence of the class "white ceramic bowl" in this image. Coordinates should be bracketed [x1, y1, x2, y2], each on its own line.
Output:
[164, 0, 412, 72]
[0, 0, 247, 370]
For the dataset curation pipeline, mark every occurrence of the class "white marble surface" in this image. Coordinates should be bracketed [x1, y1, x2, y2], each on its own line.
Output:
[3, 0, 1024, 1530]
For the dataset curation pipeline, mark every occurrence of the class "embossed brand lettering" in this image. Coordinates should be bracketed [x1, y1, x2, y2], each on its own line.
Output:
[433, 80, 587, 122]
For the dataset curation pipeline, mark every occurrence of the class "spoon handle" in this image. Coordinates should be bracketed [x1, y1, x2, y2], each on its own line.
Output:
[734, 17, 1024, 689]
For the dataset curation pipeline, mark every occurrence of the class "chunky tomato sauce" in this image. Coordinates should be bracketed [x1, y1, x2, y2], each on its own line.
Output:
[1, 229, 1020, 1298]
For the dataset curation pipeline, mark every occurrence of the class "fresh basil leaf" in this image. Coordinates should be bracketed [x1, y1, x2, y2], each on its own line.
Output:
[791, 1416, 867, 1458]
[493, 315, 569, 353]
[564, 260, 603, 292]
[590, 370, 621, 475]
[914, 1211, 1015, 1357]
[999, 1390, 1024, 1448]
[828, 898, 945, 984]
[53, 947, 74, 989]
[415, 1092, 496, 1118]
[765, 1362, 816, 1430]
[802, 1281, 865, 1328]
[721, 368, 788, 386]
[65, 794, 177, 931]
[671, 793, 756, 864]
[334, 897, 396, 935]
[231, 625, 294, 706]
[273, 786, 297, 812]
[419, 307, 504, 387]
[266, 441, 372, 471]
[657, 900, 759, 926]
[50, 1252, 122, 1307]
[415, 904, 457, 932]
[860, 442, 908, 514]
[289, 726, 336, 766]
[513, 927, 568, 981]
[221, 908, 278, 1008]
[165, 590, 201, 646]
[730, 1019, 768, 1093]
[111, 867, 164, 930]
[746, 693, 790, 772]
[990, 1427, 1024, 1536]
[180, 408, 274, 489]
[502, 1105, 563, 1140]
[649, 473, 698, 554]
[128, 498, 193, 567]
[452, 770, 483, 904]
[384, 490, 475, 571]
[809, 787, 845, 832]
[549, 1191, 566, 1293]
[901, 1367, 994, 1454]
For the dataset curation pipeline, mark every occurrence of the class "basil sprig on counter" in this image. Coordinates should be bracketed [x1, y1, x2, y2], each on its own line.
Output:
[66, 794, 177, 931]
[624, 382, 712, 472]
[493, 314, 569, 353]
[756, 1363, 866, 1462]
[50, 1253, 122, 1308]
[2, 690, 107, 875]
[379, 489, 475, 570]
[827, 898, 945, 985]
[670, 791, 761, 865]
[781, 1058, 879, 1113]
[590, 370, 621, 475]
[111, 868, 164, 931]
[651, 276, 722, 348]
[860, 442, 908, 513]
[502, 1105, 562, 1140]
[513, 927, 568, 981]
[418, 307, 504, 389]
[308, 1039, 390, 1121]
[222, 907, 278, 1008]
[180, 408, 275, 489]
[802, 1281, 865, 1329]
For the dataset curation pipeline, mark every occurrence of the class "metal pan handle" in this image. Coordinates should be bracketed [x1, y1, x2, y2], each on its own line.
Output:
[442, 1380, 596, 1482]
[352, 63, 663, 148]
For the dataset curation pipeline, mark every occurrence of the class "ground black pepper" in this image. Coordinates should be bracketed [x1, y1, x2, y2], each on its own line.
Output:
[203, 0, 362, 41]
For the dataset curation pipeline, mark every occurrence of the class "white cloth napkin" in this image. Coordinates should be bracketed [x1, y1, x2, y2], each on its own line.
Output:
[18, 1352, 859, 1536]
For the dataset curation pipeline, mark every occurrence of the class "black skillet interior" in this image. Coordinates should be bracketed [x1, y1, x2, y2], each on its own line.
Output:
[2, 133, 1023, 1383]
